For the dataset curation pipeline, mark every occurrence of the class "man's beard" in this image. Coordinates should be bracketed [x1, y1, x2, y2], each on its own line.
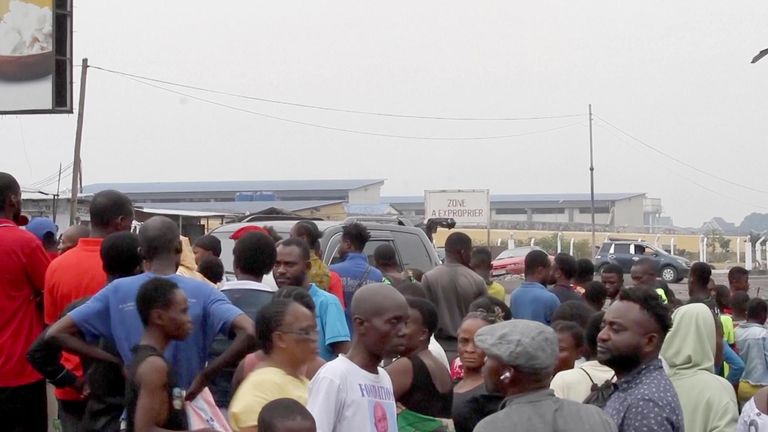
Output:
[599, 350, 643, 374]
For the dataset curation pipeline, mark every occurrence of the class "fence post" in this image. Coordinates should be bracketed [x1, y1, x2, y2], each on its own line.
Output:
[557, 232, 562, 254]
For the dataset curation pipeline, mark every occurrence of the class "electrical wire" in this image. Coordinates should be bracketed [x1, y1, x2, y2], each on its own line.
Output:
[29, 162, 73, 188]
[593, 122, 768, 211]
[594, 114, 768, 195]
[88, 65, 584, 122]
[113, 74, 586, 141]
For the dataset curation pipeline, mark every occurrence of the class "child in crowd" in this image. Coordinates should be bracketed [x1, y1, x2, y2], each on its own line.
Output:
[258, 398, 316, 432]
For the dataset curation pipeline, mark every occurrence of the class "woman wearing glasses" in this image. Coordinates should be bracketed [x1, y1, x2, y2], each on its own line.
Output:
[228, 298, 319, 432]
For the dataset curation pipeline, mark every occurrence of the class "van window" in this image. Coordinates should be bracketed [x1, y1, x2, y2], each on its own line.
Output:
[328, 237, 397, 267]
[392, 232, 433, 273]
[613, 244, 630, 255]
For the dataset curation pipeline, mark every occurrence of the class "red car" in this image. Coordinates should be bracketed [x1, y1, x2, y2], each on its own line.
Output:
[491, 246, 552, 277]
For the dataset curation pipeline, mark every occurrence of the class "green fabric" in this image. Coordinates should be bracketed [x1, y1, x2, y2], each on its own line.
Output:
[397, 408, 452, 432]
[655, 288, 668, 304]
[660, 304, 739, 432]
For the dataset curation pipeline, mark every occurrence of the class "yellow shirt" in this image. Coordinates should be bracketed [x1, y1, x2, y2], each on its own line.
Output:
[487, 281, 506, 302]
[228, 366, 310, 431]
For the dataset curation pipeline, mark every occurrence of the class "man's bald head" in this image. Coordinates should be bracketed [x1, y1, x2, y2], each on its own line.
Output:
[138, 216, 181, 261]
[351, 283, 408, 320]
[58, 224, 91, 254]
[350, 283, 409, 358]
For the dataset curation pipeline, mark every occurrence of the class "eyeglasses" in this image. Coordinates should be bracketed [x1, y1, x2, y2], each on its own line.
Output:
[278, 328, 319, 340]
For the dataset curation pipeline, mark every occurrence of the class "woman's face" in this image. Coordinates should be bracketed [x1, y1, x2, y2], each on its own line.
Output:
[277, 303, 319, 366]
[402, 308, 426, 355]
[457, 318, 489, 371]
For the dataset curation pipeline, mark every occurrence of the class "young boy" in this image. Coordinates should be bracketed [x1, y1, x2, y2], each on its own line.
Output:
[469, 247, 506, 301]
[258, 398, 316, 432]
[127, 277, 196, 432]
[732, 291, 751, 328]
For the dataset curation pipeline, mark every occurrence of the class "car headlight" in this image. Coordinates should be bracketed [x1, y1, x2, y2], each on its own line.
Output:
[676, 258, 690, 267]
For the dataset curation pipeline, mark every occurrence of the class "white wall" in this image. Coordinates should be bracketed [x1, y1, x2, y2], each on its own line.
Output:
[348, 184, 382, 204]
[614, 195, 646, 227]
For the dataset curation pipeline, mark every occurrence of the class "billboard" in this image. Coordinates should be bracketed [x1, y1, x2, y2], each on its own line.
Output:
[0, 0, 72, 113]
[425, 189, 490, 227]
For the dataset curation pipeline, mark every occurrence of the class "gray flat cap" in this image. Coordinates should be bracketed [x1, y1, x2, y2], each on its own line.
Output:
[474, 319, 558, 372]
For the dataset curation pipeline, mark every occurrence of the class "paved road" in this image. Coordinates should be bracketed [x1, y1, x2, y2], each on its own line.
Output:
[499, 273, 768, 302]
[669, 273, 768, 302]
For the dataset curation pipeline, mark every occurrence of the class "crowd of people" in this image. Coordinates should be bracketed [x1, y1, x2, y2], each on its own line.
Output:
[1, 169, 767, 431]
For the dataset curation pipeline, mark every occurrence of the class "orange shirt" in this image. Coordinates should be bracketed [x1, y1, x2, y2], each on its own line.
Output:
[44, 237, 107, 401]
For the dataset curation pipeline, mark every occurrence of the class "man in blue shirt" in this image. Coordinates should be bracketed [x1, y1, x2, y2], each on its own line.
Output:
[274, 238, 351, 361]
[329, 223, 383, 315]
[44, 216, 255, 401]
[509, 249, 560, 324]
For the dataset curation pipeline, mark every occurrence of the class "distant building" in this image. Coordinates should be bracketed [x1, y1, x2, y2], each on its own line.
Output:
[384, 193, 665, 231]
[82, 179, 385, 205]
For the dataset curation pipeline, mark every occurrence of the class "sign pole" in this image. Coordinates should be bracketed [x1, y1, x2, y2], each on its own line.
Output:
[588, 104, 596, 257]
[69, 58, 88, 226]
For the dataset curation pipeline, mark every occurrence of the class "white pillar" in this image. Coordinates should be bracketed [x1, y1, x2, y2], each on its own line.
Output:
[508, 232, 515, 250]
[570, 238, 575, 255]
[531, 237, 536, 247]
[703, 237, 708, 262]
[654, 235, 660, 247]
[747, 238, 754, 271]
[737, 237, 741, 264]
[557, 232, 563, 254]
[699, 235, 705, 262]
[759, 237, 767, 269]
[670, 237, 675, 255]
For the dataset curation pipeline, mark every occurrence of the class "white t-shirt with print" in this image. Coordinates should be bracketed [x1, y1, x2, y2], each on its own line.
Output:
[308, 355, 398, 432]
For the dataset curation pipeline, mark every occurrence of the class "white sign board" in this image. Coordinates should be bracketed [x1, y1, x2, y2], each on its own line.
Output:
[425, 189, 490, 227]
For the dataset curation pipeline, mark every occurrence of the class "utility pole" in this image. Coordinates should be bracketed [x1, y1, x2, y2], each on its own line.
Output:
[589, 104, 596, 258]
[52, 162, 62, 225]
[69, 58, 88, 226]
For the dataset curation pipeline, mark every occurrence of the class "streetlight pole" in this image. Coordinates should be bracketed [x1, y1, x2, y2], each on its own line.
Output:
[589, 104, 596, 257]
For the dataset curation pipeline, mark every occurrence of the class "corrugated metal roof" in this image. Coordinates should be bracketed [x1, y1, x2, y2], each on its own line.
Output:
[135, 200, 343, 215]
[383, 193, 645, 204]
[83, 179, 384, 194]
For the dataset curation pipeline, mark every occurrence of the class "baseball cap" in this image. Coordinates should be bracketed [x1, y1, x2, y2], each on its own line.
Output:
[229, 225, 268, 240]
[26, 217, 58, 240]
[474, 319, 558, 372]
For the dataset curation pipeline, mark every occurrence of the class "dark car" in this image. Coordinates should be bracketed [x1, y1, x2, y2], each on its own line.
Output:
[594, 240, 690, 283]
[208, 217, 442, 279]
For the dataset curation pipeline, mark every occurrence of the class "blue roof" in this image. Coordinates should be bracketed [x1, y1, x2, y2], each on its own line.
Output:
[83, 179, 384, 194]
[135, 200, 343, 215]
[383, 192, 644, 204]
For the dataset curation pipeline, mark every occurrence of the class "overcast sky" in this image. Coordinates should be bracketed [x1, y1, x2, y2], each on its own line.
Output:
[2, 0, 767, 227]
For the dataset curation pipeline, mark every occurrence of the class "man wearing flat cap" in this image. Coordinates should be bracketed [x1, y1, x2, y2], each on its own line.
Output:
[473, 319, 617, 432]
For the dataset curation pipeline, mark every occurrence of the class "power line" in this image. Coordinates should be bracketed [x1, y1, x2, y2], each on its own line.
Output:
[114, 74, 586, 141]
[593, 114, 768, 195]
[593, 122, 768, 211]
[29, 162, 73, 188]
[89, 65, 584, 122]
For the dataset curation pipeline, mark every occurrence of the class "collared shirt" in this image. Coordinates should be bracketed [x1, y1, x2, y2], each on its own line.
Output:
[735, 322, 768, 386]
[509, 281, 560, 325]
[474, 388, 617, 432]
[308, 284, 350, 361]
[603, 358, 684, 432]
[0, 218, 50, 387]
[329, 252, 383, 309]
[44, 237, 107, 400]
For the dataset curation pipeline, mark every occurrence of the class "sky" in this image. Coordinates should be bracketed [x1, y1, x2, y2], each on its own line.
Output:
[1, 0, 767, 227]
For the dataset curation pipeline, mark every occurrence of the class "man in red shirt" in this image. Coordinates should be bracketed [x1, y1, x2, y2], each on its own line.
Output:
[0, 172, 51, 432]
[44, 189, 134, 431]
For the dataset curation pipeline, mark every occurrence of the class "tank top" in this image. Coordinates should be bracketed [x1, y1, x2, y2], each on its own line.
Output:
[399, 354, 453, 418]
[126, 345, 188, 432]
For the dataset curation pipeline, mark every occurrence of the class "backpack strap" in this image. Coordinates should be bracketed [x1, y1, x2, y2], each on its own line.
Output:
[579, 367, 596, 385]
